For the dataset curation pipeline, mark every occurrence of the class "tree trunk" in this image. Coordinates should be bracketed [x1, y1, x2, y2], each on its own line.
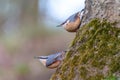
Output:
[51, 0, 120, 80]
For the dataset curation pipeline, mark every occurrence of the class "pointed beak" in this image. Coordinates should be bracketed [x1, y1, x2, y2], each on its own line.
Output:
[64, 51, 67, 53]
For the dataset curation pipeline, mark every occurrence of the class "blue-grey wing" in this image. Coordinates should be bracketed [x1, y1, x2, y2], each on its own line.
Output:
[66, 13, 77, 22]
[57, 12, 78, 27]
[46, 52, 61, 66]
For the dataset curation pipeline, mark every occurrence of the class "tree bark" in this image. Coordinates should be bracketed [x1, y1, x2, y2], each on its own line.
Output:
[51, 0, 120, 80]
[82, 0, 120, 27]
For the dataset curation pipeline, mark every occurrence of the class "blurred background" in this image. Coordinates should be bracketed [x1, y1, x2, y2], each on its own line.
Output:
[0, 0, 84, 80]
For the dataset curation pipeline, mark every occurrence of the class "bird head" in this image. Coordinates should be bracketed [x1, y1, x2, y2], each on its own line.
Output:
[77, 9, 84, 19]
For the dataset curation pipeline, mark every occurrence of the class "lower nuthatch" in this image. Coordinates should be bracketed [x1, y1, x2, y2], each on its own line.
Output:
[56, 9, 84, 32]
[34, 51, 66, 69]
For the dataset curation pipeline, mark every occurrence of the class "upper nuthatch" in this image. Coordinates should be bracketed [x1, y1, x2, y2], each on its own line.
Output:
[34, 51, 66, 69]
[56, 9, 84, 32]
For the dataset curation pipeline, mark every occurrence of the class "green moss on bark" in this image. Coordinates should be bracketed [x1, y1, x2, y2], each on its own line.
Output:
[51, 19, 120, 80]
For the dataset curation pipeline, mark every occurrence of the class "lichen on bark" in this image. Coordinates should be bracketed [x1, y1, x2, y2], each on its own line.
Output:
[51, 19, 120, 80]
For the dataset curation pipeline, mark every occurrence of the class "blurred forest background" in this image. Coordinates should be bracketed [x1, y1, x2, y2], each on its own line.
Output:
[0, 0, 74, 80]
[0, 0, 84, 80]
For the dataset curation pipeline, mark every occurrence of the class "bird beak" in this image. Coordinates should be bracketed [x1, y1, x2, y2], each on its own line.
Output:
[64, 51, 67, 53]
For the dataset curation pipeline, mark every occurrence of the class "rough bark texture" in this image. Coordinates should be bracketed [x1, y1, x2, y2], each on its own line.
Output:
[51, 0, 120, 80]
[82, 0, 120, 27]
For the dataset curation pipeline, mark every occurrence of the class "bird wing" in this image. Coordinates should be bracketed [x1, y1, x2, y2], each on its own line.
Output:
[56, 12, 78, 27]
[46, 52, 61, 66]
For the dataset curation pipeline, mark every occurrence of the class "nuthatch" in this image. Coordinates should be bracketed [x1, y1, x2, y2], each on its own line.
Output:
[57, 9, 84, 32]
[34, 51, 66, 69]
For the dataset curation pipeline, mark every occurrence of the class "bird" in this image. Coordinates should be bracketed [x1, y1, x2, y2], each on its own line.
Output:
[56, 9, 84, 32]
[34, 51, 66, 69]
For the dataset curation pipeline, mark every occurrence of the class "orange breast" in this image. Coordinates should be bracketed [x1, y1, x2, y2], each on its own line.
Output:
[47, 61, 61, 69]
[64, 18, 81, 32]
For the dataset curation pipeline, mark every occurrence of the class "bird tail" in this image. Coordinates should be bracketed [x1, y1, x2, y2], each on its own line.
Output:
[34, 56, 48, 59]
[56, 24, 62, 27]
[56, 21, 66, 27]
